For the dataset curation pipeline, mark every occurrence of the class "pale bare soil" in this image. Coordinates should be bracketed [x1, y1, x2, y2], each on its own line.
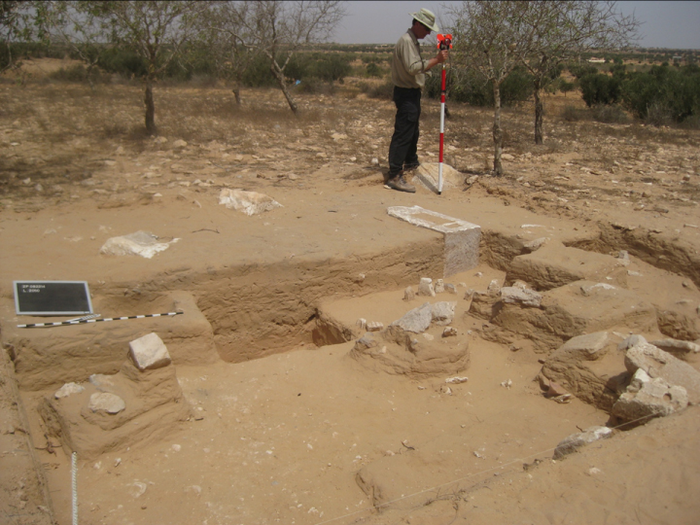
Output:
[1, 59, 700, 525]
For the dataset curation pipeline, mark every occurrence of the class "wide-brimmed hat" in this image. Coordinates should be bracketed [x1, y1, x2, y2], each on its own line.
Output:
[411, 8, 439, 32]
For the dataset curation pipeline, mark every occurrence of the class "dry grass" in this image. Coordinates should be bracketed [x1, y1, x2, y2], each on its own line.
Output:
[1, 74, 699, 209]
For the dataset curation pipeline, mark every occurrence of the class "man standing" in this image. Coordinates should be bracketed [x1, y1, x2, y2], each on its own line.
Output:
[386, 8, 449, 193]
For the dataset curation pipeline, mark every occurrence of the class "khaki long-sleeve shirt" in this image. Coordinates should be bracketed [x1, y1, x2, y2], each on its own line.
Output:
[391, 29, 429, 89]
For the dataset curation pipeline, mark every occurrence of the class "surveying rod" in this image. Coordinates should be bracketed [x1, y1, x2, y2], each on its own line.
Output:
[436, 34, 452, 195]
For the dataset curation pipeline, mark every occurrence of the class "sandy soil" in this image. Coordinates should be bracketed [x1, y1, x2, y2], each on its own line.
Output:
[1, 59, 700, 525]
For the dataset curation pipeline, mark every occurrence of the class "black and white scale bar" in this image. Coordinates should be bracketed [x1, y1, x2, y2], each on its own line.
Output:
[18, 311, 183, 328]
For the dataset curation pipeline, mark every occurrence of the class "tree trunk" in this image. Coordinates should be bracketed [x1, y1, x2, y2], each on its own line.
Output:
[534, 79, 544, 145]
[492, 82, 503, 176]
[270, 62, 297, 114]
[144, 79, 156, 136]
[232, 84, 241, 106]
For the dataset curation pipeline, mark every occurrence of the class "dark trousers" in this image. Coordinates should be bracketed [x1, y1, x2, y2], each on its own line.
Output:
[388, 87, 421, 176]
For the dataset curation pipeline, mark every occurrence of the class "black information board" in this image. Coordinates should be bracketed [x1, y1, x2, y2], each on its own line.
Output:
[14, 281, 93, 316]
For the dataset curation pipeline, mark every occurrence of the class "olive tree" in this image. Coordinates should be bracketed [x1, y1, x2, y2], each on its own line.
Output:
[196, 0, 261, 106]
[213, 1, 346, 113]
[448, 1, 533, 176]
[0, 0, 37, 72]
[36, 1, 116, 89]
[518, 1, 639, 144]
[94, 1, 212, 135]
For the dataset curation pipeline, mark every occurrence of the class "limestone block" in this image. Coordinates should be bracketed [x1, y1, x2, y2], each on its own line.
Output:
[129, 332, 171, 371]
[649, 338, 700, 360]
[388, 205, 480, 277]
[612, 369, 688, 424]
[624, 342, 700, 405]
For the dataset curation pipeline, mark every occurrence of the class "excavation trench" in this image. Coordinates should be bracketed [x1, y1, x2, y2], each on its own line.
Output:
[5, 217, 699, 390]
[3, 216, 700, 524]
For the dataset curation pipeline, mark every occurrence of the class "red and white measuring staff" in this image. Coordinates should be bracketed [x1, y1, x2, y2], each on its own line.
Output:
[436, 34, 452, 195]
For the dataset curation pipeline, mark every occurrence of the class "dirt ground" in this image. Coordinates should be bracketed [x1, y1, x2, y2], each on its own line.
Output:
[1, 58, 700, 525]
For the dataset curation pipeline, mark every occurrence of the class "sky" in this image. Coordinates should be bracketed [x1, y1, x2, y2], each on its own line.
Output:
[331, 1, 700, 50]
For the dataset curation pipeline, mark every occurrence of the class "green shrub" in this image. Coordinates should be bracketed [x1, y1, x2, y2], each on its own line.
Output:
[427, 66, 533, 107]
[561, 105, 586, 122]
[590, 104, 629, 124]
[365, 62, 382, 78]
[295, 76, 335, 95]
[365, 80, 393, 100]
[621, 64, 700, 124]
[579, 72, 621, 107]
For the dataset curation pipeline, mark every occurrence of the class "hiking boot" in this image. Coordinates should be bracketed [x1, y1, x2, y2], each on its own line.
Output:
[385, 174, 416, 193]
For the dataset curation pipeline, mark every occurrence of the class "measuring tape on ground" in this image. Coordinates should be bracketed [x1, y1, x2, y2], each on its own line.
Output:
[17, 311, 183, 329]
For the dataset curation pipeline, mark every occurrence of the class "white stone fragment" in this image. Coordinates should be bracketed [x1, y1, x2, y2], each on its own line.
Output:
[129, 332, 172, 371]
[54, 382, 85, 399]
[100, 230, 179, 259]
[218, 189, 282, 215]
[88, 392, 126, 414]
[417, 277, 435, 297]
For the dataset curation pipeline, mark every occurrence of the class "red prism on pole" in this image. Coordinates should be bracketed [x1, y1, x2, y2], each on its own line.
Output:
[436, 34, 452, 195]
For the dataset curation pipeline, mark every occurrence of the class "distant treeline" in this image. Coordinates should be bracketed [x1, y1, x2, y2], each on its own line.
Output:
[5, 41, 699, 126]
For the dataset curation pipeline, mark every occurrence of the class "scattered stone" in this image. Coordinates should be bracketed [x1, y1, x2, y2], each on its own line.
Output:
[353, 333, 378, 352]
[544, 380, 568, 398]
[445, 376, 468, 384]
[129, 333, 172, 371]
[88, 392, 126, 414]
[553, 426, 613, 460]
[444, 283, 458, 294]
[624, 342, 700, 405]
[366, 321, 384, 332]
[356, 318, 367, 330]
[391, 302, 433, 333]
[417, 278, 435, 297]
[431, 302, 456, 326]
[54, 382, 84, 399]
[218, 189, 282, 215]
[434, 279, 445, 294]
[617, 250, 630, 266]
[442, 327, 458, 338]
[403, 286, 415, 301]
[172, 139, 187, 149]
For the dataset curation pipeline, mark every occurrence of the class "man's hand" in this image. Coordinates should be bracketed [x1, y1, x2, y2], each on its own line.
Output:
[436, 49, 449, 64]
